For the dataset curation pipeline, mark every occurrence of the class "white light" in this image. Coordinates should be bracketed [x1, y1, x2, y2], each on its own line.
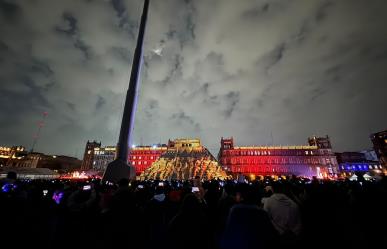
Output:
[152, 145, 157, 149]
[132, 145, 136, 149]
[153, 47, 163, 56]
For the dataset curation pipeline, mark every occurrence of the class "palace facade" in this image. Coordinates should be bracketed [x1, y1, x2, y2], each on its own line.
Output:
[218, 136, 338, 178]
[90, 143, 167, 175]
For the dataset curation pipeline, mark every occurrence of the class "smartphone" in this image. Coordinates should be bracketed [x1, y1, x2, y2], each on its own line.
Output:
[138, 185, 144, 189]
[192, 187, 200, 192]
[52, 191, 64, 204]
[83, 185, 91, 190]
[43, 189, 48, 196]
[158, 182, 164, 187]
[1, 183, 16, 193]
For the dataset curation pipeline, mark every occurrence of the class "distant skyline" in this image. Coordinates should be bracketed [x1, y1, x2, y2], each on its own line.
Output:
[1, 0, 387, 158]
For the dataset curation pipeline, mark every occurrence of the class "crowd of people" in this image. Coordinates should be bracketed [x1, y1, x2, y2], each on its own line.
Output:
[1, 172, 387, 249]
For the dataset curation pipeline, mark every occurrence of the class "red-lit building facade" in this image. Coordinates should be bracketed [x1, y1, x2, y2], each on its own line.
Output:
[128, 145, 168, 174]
[218, 136, 338, 178]
[88, 143, 168, 175]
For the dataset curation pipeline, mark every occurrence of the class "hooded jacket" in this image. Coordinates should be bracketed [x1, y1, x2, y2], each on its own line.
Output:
[263, 193, 302, 236]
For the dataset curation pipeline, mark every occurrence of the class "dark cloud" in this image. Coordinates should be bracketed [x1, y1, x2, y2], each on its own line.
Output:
[110, 0, 137, 38]
[95, 95, 106, 110]
[0, 40, 8, 51]
[110, 46, 131, 62]
[242, 3, 270, 18]
[55, 13, 77, 35]
[111, 0, 126, 17]
[30, 59, 54, 77]
[161, 54, 183, 86]
[0, 0, 21, 21]
[223, 91, 239, 118]
[171, 111, 200, 131]
[66, 102, 76, 111]
[184, 5, 196, 40]
[315, 1, 333, 22]
[263, 43, 286, 73]
[55, 13, 92, 59]
[143, 99, 158, 119]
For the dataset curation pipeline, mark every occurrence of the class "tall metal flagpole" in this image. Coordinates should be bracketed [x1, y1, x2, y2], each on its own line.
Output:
[103, 0, 149, 183]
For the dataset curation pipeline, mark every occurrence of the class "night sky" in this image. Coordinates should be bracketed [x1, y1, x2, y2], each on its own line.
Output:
[1, 0, 387, 158]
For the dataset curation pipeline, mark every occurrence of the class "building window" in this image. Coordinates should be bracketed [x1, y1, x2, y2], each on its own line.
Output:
[305, 151, 308, 155]
[133, 156, 136, 159]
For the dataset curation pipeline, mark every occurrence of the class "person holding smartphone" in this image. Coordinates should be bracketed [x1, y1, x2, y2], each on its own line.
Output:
[192, 176, 205, 202]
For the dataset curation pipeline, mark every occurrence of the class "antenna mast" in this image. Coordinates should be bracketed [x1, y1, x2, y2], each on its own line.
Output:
[31, 112, 48, 152]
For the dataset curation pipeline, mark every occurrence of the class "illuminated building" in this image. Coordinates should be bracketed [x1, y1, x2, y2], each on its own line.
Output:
[128, 144, 167, 175]
[308, 135, 332, 149]
[218, 136, 338, 178]
[7, 153, 80, 171]
[361, 149, 378, 162]
[91, 144, 167, 175]
[335, 152, 366, 163]
[93, 146, 116, 171]
[0, 146, 27, 166]
[7, 152, 43, 168]
[338, 162, 383, 175]
[140, 138, 228, 180]
[81, 141, 101, 170]
[370, 130, 387, 167]
[37, 155, 81, 172]
[336, 150, 383, 176]
[1, 145, 80, 172]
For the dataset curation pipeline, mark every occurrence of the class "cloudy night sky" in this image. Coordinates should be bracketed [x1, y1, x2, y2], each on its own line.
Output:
[1, 0, 387, 158]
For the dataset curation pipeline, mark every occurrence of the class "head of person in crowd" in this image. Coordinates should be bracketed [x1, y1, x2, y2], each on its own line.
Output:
[221, 204, 278, 249]
[6, 171, 17, 183]
[153, 186, 166, 202]
[118, 178, 129, 188]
